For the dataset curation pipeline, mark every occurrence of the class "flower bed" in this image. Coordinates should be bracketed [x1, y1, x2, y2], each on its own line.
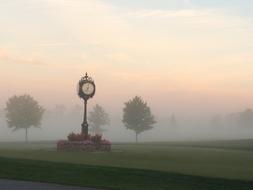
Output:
[57, 133, 111, 152]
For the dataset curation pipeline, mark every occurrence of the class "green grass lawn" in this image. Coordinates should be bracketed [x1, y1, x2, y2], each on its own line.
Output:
[0, 140, 253, 180]
[1, 156, 253, 190]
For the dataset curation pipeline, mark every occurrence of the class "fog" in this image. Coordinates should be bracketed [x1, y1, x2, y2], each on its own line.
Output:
[1, 0, 253, 143]
[1, 103, 253, 142]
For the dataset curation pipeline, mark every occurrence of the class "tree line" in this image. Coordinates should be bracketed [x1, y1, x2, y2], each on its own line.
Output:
[4, 94, 253, 142]
[3, 95, 156, 142]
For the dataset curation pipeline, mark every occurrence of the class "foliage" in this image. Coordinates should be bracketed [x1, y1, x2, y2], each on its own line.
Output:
[90, 134, 102, 143]
[210, 114, 223, 127]
[67, 133, 90, 141]
[225, 108, 253, 128]
[238, 108, 253, 128]
[57, 140, 111, 151]
[169, 114, 178, 127]
[5, 94, 44, 141]
[62, 133, 110, 151]
[67, 132, 109, 144]
[122, 96, 156, 142]
[88, 104, 110, 135]
[52, 104, 66, 117]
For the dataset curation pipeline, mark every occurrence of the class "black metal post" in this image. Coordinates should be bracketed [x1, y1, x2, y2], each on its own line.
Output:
[81, 99, 88, 135]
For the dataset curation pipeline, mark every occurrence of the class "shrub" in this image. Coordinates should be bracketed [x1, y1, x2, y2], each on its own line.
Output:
[90, 134, 102, 144]
[66, 133, 110, 144]
[57, 139, 111, 152]
[67, 133, 90, 141]
[59, 133, 111, 152]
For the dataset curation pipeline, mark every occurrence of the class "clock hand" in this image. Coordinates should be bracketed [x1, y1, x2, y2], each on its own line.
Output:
[86, 84, 90, 92]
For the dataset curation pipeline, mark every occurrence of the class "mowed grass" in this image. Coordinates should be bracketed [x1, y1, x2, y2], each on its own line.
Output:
[1, 156, 253, 190]
[0, 140, 253, 181]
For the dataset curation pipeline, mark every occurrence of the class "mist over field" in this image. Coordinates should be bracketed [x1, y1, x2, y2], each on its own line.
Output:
[1, 104, 253, 142]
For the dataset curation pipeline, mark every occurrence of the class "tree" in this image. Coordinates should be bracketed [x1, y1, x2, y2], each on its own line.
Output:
[88, 104, 110, 135]
[122, 96, 156, 142]
[70, 104, 82, 116]
[5, 95, 44, 142]
[52, 104, 66, 118]
[210, 114, 223, 128]
[169, 114, 178, 127]
[238, 108, 253, 128]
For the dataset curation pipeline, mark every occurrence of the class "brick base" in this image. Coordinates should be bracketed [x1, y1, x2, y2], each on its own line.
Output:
[57, 141, 111, 152]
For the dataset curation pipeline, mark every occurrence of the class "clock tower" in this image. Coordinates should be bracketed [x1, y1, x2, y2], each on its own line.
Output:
[77, 73, 96, 135]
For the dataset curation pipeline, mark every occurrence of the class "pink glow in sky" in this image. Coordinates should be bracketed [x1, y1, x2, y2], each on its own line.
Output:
[1, 0, 253, 116]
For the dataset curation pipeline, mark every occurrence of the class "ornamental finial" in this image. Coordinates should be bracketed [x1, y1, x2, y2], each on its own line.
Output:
[85, 72, 88, 79]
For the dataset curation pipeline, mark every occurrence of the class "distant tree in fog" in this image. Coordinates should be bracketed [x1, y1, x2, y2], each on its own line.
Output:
[52, 104, 66, 117]
[0, 109, 5, 126]
[0, 108, 4, 118]
[224, 113, 239, 128]
[122, 96, 156, 142]
[5, 95, 44, 142]
[224, 109, 253, 128]
[70, 104, 82, 115]
[88, 104, 110, 135]
[169, 114, 178, 127]
[210, 114, 223, 128]
[238, 108, 253, 128]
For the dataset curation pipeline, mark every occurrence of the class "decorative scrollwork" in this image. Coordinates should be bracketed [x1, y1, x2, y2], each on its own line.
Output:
[80, 72, 94, 83]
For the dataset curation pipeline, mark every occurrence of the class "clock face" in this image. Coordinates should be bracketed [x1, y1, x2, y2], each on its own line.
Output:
[82, 82, 95, 95]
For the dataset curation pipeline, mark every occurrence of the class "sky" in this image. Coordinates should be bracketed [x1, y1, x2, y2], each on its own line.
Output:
[1, 0, 253, 117]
